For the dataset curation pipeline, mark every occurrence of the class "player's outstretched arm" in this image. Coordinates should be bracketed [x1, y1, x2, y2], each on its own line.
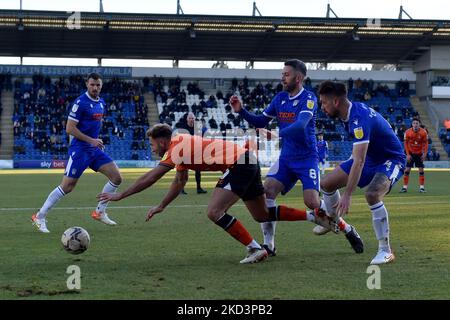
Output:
[146, 170, 188, 221]
[229, 95, 271, 128]
[336, 142, 368, 217]
[97, 164, 172, 202]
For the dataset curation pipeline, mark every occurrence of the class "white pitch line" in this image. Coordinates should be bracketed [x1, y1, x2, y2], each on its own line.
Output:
[1, 201, 449, 212]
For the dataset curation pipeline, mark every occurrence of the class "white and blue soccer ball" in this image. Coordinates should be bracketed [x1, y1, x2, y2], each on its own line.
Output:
[61, 227, 90, 254]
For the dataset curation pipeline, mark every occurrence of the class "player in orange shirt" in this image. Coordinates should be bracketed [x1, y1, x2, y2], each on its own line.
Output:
[400, 118, 428, 193]
[98, 124, 362, 263]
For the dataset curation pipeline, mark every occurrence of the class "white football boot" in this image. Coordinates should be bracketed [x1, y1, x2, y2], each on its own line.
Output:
[370, 249, 395, 265]
[91, 210, 117, 225]
[31, 214, 50, 233]
[239, 247, 268, 264]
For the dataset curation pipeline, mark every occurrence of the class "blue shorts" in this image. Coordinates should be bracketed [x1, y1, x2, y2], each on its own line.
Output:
[267, 157, 320, 194]
[319, 157, 326, 165]
[65, 147, 113, 179]
[340, 158, 405, 189]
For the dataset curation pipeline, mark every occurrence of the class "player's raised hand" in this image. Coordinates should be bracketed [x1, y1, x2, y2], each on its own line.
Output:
[229, 95, 242, 112]
[97, 192, 122, 202]
[146, 206, 164, 222]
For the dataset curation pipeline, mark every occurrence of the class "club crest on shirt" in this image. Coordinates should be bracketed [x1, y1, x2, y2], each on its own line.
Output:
[71, 104, 79, 112]
[161, 152, 168, 161]
[307, 100, 314, 109]
[293, 100, 299, 107]
[354, 127, 364, 139]
[90, 104, 94, 108]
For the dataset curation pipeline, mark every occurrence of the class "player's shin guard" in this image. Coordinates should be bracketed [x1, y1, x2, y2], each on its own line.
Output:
[370, 201, 391, 252]
[419, 171, 425, 187]
[96, 180, 119, 213]
[37, 186, 66, 219]
[322, 189, 340, 218]
[215, 213, 255, 247]
[261, 199, 277, 251]
[403, 171, 410, 188]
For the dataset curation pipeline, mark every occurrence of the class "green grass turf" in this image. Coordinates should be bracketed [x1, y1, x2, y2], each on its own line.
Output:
[0, 169, 449, 299]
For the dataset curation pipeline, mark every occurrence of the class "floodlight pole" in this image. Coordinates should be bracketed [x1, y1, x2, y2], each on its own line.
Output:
[19, 0, 22, 10]
[252, 2, 262, 16]
[177, 0, 184, 15]
[100, 0, 104, 13]
[326, 3, 338, 18]
[398, 5, 413, 19]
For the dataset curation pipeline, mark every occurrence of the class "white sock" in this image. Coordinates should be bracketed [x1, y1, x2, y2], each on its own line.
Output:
[261, 198, 277, 250]
[96, 181, 119, 213]
[322, 189, 340, 218]
[37, 186, 66, 219]
[370, 201, 391, 252]
[247, 239, 262, 250]
[403, 185, 408, 189]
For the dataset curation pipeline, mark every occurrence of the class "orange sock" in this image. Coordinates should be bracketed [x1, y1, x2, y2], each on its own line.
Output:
[226, 220, 253, 246]
[419, 174, 425, 186]
[403, 175, 409, 186]
[277, 205, 307, 221]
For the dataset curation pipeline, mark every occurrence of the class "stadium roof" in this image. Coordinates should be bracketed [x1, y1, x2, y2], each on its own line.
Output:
[1, 10, 450, 64]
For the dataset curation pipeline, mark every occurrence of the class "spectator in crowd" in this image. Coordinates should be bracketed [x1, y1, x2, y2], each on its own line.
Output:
[427, 147, 440, 161]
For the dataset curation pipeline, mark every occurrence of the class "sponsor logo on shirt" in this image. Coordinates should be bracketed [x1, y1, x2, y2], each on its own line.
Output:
[93, 113, 103, 120]
[277, 112, 296, 123]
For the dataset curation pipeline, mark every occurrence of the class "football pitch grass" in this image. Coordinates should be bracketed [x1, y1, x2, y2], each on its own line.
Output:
[0, 169, 449, 300]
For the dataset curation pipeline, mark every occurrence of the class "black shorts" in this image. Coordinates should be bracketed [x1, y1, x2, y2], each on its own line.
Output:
[406, 153, 424, 168]
[216, 152, 264, 201]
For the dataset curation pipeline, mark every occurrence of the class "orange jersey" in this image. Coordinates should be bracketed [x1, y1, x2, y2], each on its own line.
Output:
[159, 134, 247, 172]
[404, 127, 428, 155]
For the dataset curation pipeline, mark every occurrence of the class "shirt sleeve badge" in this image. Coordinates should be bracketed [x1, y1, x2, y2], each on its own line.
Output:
[353, 127, 364, 139]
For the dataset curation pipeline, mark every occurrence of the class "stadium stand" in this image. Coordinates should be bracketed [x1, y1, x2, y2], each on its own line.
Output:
[12, 75, 151, 161]
[4, 70, 443, 163]
[154, 76, 420, 162]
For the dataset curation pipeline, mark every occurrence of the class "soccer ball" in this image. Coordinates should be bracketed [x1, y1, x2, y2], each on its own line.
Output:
[61, 227, 90, 254]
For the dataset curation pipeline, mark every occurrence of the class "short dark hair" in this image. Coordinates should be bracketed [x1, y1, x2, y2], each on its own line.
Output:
[86, 72, 102, 81]
[318, 80, 348, 97]
[147, 123, 173, 139]
[412, 118, 421, 123]
[284, 59, 307, 76]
